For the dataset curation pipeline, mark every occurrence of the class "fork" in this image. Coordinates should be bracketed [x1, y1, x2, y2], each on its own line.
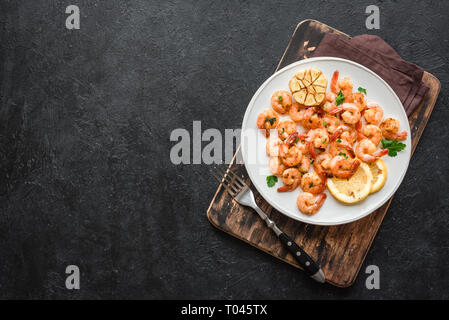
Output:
[211, 166, 325, 283]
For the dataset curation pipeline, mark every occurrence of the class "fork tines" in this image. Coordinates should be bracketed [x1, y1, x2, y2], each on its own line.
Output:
[211, 166, 246, 197]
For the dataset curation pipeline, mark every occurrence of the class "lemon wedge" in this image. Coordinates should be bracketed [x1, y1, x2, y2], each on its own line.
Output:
[326, 162, 373, 204]
[368, 159, 387, 194]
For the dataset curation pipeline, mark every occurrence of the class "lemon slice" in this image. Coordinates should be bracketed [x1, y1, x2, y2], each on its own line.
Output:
[368, 159, 387, 194]
[289, 68, 327, 106]
[326, 162, 373, 204]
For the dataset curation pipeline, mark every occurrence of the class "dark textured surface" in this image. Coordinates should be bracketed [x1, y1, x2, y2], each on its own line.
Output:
[0, 0, 448, 299]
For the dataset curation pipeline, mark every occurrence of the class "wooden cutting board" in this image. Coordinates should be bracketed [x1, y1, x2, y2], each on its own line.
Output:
[206, 19, 441, 287]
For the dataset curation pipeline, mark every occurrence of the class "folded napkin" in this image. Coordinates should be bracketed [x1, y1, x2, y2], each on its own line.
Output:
[313, 34, 428, 116]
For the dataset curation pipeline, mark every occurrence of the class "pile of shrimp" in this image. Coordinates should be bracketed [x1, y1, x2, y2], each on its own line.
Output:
[257, 70, 407, 216]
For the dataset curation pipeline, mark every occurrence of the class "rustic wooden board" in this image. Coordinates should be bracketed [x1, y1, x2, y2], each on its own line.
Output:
[206, 19, 441, 287]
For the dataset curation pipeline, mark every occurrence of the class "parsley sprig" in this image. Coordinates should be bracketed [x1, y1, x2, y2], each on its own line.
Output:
[338, 151, 348, 160]
[336, 90, 345, 105]
[358, 87, 367, 95]
[265, 117, 276, 126]
[381, 139, 406, 157]
[266, 175, 278, 187]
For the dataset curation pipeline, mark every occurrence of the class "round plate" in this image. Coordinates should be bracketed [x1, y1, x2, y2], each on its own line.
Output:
[240, 57, 411, 226]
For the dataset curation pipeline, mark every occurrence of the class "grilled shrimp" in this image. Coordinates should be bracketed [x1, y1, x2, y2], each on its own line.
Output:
[269, 157, 286, 176]
[328, 139, 355, 158]
[277, 168, 301, 192]
[266, 135, 281, 156]
[257, 109, 279, 137]
[298, 156, 311, 174]
[329, 155, 360, 179]
[331, 124, 357, 145]
[379, 118, 407, 141]
[322, 114, 341, 134]
[330, 71, 339, 94]
[337, 77, 353, 97]
[300, 172, 326, 194]
[362, 124, 382, 146]
[307, 128, 329, 149]
[297, 192, 327, 215]
[330, 103, 362, 124]
[271, 90, 292, 114]
[322, 92, 337, 113]
[347, 92, 366, 112]
[355, 139, 388, 163]
[307, 128, 329, 159]
[313, 152, 332, 176]
[279, 132, 302, 167]
[289, 102, 307, 122]
[299, 107, 322, 130]
[277, 119, 297, 140]
[280, 145, 302, 167]
[295, 138, 308, 154]
[364, 102, 383, 125]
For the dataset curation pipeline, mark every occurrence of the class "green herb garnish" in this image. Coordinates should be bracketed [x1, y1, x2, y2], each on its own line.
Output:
[338, 151, 348, 160]
[281, 128, 285, 134]
[309, 182, 314, 188]
[266, 175, 278, 187]
[358, 87, 367, 95]
[278, 96, 283, 101]
[295, 137, 300, 143]
[265, 117, 276, 125]
[336, 90, 345, 106]
[381, 139, 406, 157]
[323, 121, 328, 127]
[337, 138, 342, 143]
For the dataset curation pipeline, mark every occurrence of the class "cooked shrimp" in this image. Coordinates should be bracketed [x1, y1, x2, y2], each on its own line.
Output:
[355, 120, 366, 141]
[300, 172, 326, 194]
[379, 118, 407, 141]
[330, 103, 361, 124]
[322, 92, 337, 113]
[268, 157, 286, 176]
[299, 107, 322, 130]
[279, 133, 302, 167]
[347, 92, 366, 112]
[289, 102, 307, 122]
[355, 139, 388, 163]
[362, 124, 382, 146]
[364, 102, 383, 125]
[307, 128, 329, 149]
[277, 119, 297, 140]
[280, 144, 302, 167]
[297, 156, 311, 174]
[257, 109, 279, 137]
[271, 90, 292, 114]
[329, 155, 360, 179]
[297, 192, 327, 215]
[330, 124, 356, 145]
[277, 168, 301, 192]
[337, 77, 353, 97]
[295, 138, 308, 154]
[313, 152, 332, 176]
[330, 71, 339, 94]
[266, 135, 281, 156]
[328, 139, 355, 158]
[322, 114, 341, 134]
[307, 128, 329, 159]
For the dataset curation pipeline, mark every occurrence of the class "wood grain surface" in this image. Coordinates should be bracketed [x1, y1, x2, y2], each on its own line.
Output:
[206, 19, 441, 287]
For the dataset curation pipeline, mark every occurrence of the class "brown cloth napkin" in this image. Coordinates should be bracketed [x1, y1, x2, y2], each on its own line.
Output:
[313, 33, 428, 116]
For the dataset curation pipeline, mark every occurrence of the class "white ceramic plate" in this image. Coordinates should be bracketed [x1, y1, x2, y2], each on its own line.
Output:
[240, 57, 411, 226]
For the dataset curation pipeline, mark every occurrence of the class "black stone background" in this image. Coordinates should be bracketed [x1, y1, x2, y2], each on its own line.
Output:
[0, 0, 448, 299]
